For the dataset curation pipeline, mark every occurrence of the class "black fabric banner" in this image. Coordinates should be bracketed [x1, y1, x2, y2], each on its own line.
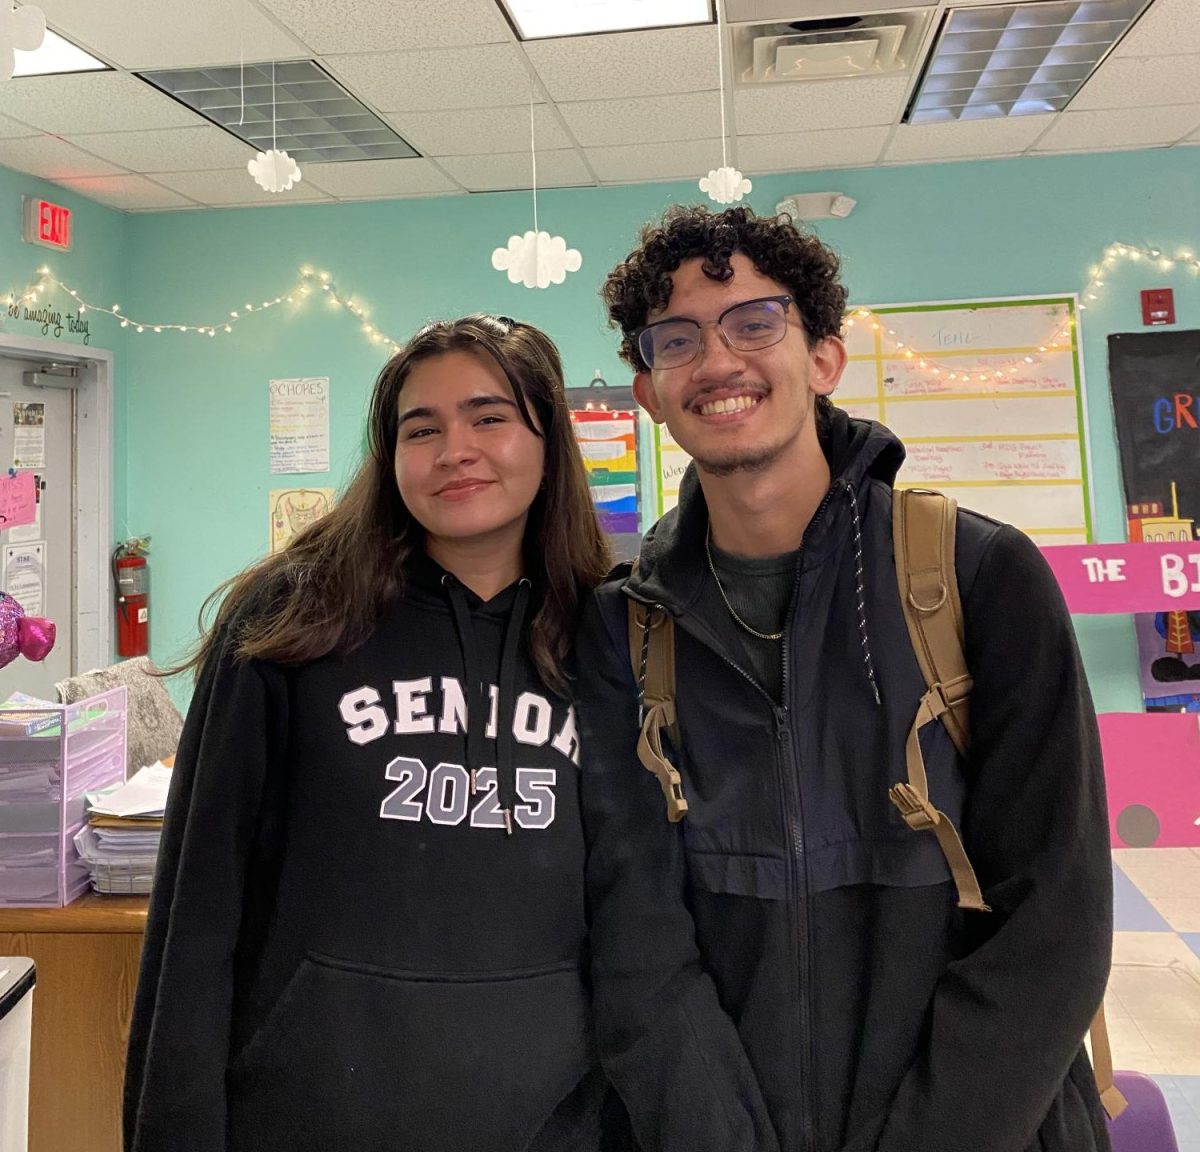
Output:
[1107, 329, 1200, 708]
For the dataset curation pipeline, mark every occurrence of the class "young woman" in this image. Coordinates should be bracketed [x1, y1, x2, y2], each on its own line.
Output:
[124, 315, 622, 1152]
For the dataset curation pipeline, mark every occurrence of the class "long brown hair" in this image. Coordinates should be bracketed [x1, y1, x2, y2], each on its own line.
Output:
[180, 315, 612, 692]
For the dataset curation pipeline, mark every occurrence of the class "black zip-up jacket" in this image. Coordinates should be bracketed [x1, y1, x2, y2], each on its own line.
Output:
[125, 555, 631, 1152]
[577, 412, 1113, 1152]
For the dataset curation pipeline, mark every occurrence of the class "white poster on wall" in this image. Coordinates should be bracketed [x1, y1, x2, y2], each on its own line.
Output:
[269, 487, 336, 553]
[269, 377, 330, 474]
[12, 402, 45, 470]
[4, 540, 45, 615]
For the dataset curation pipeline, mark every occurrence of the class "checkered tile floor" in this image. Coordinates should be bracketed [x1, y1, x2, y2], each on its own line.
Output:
[1111, 848, 1200, 1150]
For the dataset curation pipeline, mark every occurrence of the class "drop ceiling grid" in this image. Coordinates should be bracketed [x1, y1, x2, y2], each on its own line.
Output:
[0, 0, 1193, 210]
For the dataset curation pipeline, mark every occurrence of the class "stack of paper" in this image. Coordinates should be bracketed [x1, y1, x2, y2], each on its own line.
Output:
[74, 761, 173, 895]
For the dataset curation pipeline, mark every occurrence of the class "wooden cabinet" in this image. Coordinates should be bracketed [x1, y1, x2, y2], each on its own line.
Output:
[0, 895, 148, 1152]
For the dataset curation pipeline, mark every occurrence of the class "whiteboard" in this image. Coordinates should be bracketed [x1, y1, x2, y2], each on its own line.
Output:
[653, 295, 1092, 544]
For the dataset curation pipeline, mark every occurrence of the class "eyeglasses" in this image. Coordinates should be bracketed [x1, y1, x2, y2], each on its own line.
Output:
[636, 295, 795, 371]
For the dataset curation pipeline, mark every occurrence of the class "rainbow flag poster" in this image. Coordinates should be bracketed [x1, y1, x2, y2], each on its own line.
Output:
[571, 409, 639, 534]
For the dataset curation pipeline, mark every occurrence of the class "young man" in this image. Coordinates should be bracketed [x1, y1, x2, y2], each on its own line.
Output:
[577, 205, 1113, 1152]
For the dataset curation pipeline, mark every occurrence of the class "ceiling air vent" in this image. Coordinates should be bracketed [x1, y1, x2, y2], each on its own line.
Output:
[730, 9, 934, 83]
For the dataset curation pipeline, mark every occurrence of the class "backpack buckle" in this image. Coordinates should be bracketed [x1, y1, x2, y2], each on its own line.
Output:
[888, 782, 940, 832]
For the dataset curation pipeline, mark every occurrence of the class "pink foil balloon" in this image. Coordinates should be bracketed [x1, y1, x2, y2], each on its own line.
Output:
[0, 592, 56, 670]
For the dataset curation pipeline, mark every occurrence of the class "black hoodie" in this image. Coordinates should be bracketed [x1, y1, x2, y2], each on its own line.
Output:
[578, 412, 1113, 1152]
[125, 555, 626, 1152]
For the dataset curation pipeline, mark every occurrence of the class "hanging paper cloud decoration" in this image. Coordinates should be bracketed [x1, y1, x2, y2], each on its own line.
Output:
[492, 230, 582, 290]
[1, 2, 46, 82]
[700, 166, 752, 205]
[248, 148, 302, 193]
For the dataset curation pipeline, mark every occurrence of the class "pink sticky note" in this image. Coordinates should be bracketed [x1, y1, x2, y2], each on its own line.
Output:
[1040, 541, 1200, 614]
[1101, 712, 1200, 848]
[0, 473, 36, 530]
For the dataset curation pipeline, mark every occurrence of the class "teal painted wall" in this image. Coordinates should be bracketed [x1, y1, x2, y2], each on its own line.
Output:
[112, 145, 1197, 708]
[0, 164, 129, 539]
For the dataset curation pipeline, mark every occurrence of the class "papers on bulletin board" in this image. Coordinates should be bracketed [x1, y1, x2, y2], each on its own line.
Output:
[571, 409, 639, 533]
[270, 487, 335, 553]
[0, 472, 36, 531]
[4, 541, 45, 615]
[837, 296, 1091, 544]
[269, 377, 329, 474]
[654, 423, 692, 517]
[8, 496, 40, 543]
[12, 402, 45, 470]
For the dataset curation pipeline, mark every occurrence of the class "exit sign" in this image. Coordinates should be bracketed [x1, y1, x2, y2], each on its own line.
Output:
[22, 197, 72, 251]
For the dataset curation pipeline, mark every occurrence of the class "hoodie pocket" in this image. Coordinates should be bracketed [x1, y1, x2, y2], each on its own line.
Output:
[227, 953, 595, 1152]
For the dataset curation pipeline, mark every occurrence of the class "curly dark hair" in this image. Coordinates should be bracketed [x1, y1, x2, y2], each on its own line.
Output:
[602, 202, 848, 371]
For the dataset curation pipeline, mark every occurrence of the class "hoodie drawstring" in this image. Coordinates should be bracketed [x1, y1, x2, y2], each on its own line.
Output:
[495, 579, 531, 836]
[443, 573, 530, 837]
[845, 486, 882, 707]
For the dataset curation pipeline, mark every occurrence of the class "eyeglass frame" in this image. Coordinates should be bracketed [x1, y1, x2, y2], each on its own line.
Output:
[635, 294, 799, 371]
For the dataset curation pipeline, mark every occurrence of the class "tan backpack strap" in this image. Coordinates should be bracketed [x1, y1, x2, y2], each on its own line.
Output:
[893, 489, 971, 754]
[890, 489, 989, 912]
[1089, 1002, 1129, 1120]
[627, 598, 688, 822]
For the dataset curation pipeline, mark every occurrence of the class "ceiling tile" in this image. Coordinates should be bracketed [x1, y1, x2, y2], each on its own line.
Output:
[735, 76, 910, 135]
[884, 115, 1056, 162]
[0, 135, 126, 180]
[526, 27, 719, 101]
[0, 73, 202, 134]
[386, 104, 571, 156]
[302, 157, 462, 196]
[435, 148, 593, 191]
[0, 112, 36, 139]
[63, 126, 253, 173]
[257, 0, 511, 54]
[51, 173, 201, 211]
[35, 0, 307, 69]
[1032, 105, 1200, 152]
[1070, 54, 1200, 111]
[558, 91, 722, 146]
[586, 137, 722, 183]
[739, 126, 890, 172]
[325, 44, 533, 112]
[149, 168, 333, 206]
[1113, 0, 1200, 58]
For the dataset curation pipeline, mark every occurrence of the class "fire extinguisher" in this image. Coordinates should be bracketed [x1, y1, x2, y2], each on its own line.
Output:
[112, 536, 151, 658]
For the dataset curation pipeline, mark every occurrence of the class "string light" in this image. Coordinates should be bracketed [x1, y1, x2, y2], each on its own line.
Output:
[1078, 241, 1200, 312]
[1, 267, 403, 353]
[6, 240, 1192, 364]
[845, 304, 1075, 382]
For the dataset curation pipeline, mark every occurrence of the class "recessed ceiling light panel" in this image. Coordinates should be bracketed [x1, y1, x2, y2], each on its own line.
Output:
[499, 0, 711, 40]
[139, 60, 419, 164]
[906, 0, 1151, 124]
[13, 29, 108, 77]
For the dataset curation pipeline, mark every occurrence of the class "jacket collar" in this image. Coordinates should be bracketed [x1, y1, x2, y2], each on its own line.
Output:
[627, 409, 905, 612]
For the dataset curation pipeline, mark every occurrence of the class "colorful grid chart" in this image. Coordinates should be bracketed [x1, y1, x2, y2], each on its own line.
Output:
[571, 408, 639, 534]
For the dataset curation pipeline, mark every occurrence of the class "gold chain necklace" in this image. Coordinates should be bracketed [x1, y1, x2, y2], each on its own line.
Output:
[705, 526, 785, 642]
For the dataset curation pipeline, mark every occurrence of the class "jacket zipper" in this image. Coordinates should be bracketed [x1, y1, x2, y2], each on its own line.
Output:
[784, 480, 845, 1152]
[629, 480, 846, 1152]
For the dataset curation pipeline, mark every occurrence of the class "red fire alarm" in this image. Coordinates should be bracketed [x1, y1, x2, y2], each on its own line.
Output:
[1141, 288, 1175, 326]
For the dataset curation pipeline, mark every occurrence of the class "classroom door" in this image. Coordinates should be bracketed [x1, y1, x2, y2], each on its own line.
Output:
[0, 355, 74, 701]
